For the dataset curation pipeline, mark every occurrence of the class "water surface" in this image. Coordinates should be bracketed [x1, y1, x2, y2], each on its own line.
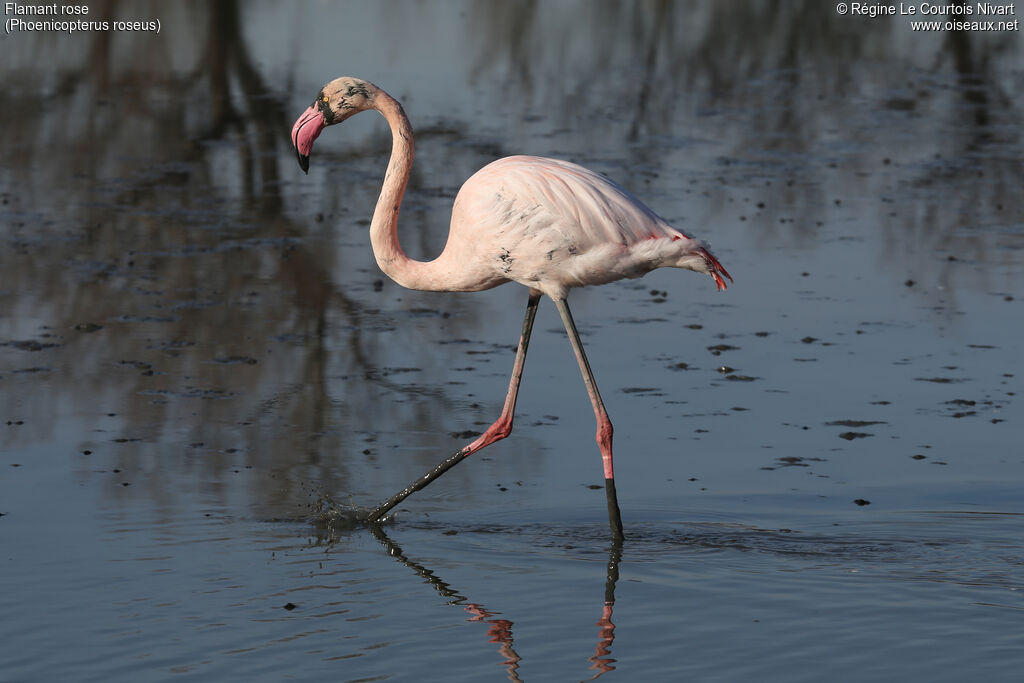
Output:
[2, 1, 1022, 681]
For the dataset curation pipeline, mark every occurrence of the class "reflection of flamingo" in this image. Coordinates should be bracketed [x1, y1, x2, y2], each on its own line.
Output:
[586, 541, 622, 680]
[369, 524, 622, 681]
[464, 603, 522, 680]
[292, 77, 731, 539]
[369, 525, 524, 680]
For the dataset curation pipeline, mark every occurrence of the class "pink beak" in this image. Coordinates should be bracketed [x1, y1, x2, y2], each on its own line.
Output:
[291, 104, 326, 174]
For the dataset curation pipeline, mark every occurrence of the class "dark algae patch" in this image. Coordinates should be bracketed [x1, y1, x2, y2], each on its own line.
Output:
[826, 420, 886, 427]
[838, 432, 873, 440]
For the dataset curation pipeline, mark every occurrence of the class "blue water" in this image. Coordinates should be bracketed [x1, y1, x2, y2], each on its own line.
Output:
[2, 1, 1023, 681]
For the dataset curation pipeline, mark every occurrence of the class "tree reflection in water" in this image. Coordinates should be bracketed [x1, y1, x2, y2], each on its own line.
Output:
[1, 4, 1021, 677]
[2, 0, 1019, 514]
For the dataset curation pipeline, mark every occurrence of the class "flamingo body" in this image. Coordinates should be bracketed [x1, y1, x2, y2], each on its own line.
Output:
[449, 155, 729, 300]
[292, 77, 732, 539]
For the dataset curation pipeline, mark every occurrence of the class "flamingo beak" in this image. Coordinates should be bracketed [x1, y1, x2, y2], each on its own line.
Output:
[291, 104, 326, 174]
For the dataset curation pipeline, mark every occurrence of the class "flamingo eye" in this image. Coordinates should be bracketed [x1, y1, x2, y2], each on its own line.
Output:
[321, 95, 329, 104]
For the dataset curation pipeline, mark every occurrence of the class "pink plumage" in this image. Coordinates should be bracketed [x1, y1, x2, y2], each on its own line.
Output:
[451, 155, 731, 299]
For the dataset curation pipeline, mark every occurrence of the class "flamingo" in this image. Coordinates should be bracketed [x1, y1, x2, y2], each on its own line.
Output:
[292, 77, 731, 540]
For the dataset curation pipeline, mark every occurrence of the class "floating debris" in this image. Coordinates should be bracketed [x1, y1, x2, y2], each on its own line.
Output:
[211, 356, 258, 365]
[838, 432, 873, 440]
[2, 340, 61, 352]
[707, 344, 739, 355]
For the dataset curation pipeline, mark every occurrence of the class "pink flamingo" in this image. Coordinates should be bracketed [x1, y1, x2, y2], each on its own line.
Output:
[292, 77, 731, 540]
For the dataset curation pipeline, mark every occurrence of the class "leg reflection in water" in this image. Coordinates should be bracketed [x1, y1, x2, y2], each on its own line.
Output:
[586, 541, 623, 680]
[369, 525, 623, 681]
[464, 602, 521, 678]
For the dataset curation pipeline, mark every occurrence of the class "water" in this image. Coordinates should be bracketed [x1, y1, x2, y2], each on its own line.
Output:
[2, 1, 1022, 680]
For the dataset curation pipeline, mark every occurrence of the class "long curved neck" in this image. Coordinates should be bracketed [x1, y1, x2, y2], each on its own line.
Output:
[369, 92, 449, 291]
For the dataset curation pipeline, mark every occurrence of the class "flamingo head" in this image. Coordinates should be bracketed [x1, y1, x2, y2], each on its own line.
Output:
[291, 77, 377, 174]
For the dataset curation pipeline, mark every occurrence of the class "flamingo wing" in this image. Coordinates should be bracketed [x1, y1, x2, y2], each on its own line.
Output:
[450, 156, 727, 298]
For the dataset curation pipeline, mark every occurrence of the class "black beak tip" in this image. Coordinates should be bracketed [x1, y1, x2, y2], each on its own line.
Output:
[297, 151, 310, 174]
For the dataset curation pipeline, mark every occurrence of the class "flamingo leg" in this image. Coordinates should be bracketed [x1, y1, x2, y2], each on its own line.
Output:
[365, 290, 542, 523]
[554, 299, 625, 541]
